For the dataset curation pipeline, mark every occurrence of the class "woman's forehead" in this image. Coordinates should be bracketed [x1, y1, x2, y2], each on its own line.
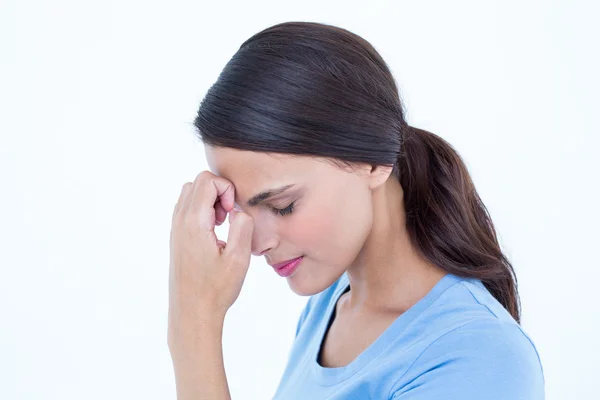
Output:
[205, 146, 309, 178]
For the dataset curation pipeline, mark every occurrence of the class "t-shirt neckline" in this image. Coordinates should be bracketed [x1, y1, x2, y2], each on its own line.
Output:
[310, 272, 462, 386]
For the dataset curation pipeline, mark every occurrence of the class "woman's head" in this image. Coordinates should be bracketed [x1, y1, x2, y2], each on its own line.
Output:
[194, 21, 522, 322]
[204, 145, 394, 296]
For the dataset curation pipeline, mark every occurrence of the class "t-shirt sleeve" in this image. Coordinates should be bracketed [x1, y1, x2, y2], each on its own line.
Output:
[390, 320, 545, 400]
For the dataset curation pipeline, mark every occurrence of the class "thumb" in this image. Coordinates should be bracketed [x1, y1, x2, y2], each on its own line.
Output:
[223, 210, 254, 260]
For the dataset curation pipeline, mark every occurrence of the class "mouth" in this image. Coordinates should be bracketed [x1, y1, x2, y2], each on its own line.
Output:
[271, 256, 304, 277]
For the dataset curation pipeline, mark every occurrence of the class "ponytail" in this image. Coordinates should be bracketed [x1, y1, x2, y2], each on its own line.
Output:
[394, 125, 521, 323]
[194, 20, 522, 323]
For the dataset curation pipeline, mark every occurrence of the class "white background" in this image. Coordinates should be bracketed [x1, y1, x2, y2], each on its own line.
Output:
[1, 1, 598, 399]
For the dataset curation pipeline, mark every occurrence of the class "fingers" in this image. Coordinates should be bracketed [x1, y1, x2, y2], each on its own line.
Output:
[173, 182, 192, 219]
[172, 201, 178, 221]
[173, 171, 237, 232]
[214, 199, 227, 226]
[223, 210, 254, 259]
[190, 171, 236, 232]
[172, 182, 192, 223]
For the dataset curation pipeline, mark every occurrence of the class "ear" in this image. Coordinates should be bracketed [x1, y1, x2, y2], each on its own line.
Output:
[367, 164, 393, 190]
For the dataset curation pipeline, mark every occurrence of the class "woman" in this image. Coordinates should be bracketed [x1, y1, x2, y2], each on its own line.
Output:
[168, 21, 545, 399]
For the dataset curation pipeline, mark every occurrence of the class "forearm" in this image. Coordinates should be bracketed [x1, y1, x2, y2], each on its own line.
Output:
[170, 316, 231, 400]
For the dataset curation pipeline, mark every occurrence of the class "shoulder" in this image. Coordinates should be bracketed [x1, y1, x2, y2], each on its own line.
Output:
[390, 315, 545, 400]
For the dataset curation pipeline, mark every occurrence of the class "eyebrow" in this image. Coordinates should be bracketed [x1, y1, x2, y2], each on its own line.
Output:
[246, 184, 295, 207]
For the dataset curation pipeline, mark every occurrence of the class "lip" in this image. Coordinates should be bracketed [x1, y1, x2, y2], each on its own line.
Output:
[270, 256, 303, 269]
[270, 256, 304, 277]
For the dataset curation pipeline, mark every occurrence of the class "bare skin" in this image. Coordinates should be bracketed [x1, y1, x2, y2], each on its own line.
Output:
[204, 147, 448, 368]
[168, 171, 254, 400]
[167, 146, 448, 398]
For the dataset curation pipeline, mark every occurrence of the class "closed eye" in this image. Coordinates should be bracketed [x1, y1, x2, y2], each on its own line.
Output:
[269, 201, 295, 216]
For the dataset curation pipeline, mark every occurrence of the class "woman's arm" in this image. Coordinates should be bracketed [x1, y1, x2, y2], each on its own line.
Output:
[169, 312, 230, 400]
[168, 172, 255, 400]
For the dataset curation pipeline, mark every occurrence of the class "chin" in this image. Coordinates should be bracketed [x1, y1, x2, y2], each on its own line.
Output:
[286, 268, 344, 297]
[287, 282, 320, 296]
[285, 275, 314, 296]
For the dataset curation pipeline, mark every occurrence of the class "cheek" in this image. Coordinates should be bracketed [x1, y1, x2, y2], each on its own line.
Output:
[293, 190, 372, 266]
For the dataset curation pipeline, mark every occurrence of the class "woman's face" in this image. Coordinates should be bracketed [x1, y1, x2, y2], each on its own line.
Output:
[204, 145, 380, 295]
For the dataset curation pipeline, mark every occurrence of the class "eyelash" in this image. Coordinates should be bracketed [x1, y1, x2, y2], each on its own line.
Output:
[269, 201, 295, 216]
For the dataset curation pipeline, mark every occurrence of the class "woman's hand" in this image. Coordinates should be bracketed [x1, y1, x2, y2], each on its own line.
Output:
[168, 171, 254, 348]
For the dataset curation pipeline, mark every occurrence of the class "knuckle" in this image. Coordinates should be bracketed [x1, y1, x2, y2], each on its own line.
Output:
[198, 170, 213, 182]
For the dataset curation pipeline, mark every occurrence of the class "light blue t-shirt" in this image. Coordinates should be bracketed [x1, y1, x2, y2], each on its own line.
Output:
[273, 272, 545, 399]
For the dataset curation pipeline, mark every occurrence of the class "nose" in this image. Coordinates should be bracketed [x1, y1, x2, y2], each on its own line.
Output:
[253, 247, 272, 257]
[251, 232, 276, 256]
[249, 218, 278, 257]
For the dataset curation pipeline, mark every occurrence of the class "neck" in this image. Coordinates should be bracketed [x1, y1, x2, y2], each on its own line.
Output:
[342, 177, 448, 315]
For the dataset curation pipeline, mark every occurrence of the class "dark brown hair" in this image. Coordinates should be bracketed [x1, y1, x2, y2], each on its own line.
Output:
[193, 21, 521, 323]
